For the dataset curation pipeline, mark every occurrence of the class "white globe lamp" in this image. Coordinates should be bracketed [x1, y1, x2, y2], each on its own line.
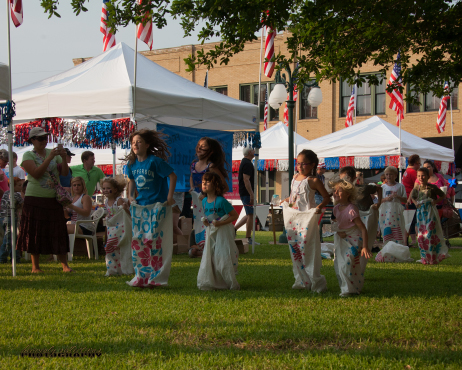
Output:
[268, 83, 287, 110]
[307, 86, 323, 107]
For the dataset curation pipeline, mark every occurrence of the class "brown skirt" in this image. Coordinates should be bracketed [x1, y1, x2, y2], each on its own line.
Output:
[16, 196, 69, 255]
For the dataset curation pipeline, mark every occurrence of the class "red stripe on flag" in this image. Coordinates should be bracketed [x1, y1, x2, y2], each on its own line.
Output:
[264, 26, 275, 78]
[436, 82, 450, 133]
[10, 0, 23, 27]
[137, 0, 153, 50]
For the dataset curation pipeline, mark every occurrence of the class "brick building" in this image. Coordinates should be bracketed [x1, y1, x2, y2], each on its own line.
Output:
[74, 32, 461, 201]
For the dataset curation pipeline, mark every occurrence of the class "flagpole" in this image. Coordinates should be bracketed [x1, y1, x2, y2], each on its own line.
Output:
[6, 0, 17, 277]
[251, 27, 264, 254]
[133, 28, 138, 122]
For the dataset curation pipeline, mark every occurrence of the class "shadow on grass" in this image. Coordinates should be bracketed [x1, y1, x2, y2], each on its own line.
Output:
[1, 251, 461, 299]
[6, 334, 462, 367]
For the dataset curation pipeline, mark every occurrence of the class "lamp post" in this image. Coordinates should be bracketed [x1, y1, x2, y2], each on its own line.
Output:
[269, 64, 322, 244]
[269, 65, 323, 193]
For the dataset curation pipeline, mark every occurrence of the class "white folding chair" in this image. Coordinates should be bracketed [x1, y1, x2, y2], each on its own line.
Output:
[68, 208, 105, 261]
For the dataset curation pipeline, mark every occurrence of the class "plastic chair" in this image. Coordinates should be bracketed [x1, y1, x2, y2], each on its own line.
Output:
[68, 208, 105, 261]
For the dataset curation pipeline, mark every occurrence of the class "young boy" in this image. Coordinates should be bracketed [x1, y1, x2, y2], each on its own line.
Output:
[0, 177, 24, 263]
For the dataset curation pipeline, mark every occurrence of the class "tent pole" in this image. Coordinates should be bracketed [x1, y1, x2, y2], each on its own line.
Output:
[6, 0, 16, 277]
[251, 27, 264, 254]
[133, 26, 138, 122]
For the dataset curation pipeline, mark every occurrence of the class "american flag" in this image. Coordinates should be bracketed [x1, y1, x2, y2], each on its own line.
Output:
[283, 92, 289, 126]
[204, 70, 208, 88]
[136, 0, 153, 50]
[282, 84, 297, 126]
[387, 51, 404, 126]
[100, 0, 116, 52]
[264, 26, 275, 78]
[345, 85, 356, 127]
[436, 81, 451, 133]
[263, 88, 269, 130]
[383, 226, 403, 243]
[10, 0, 23, 27]
[105, 236, 119, 254]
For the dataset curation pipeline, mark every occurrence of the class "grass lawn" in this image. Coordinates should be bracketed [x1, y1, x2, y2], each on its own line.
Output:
[0, 231, 461, 369]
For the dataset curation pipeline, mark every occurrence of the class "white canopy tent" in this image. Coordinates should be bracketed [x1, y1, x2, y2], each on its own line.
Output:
[12, 42, 257, 131]
[0, 62, 10, 101]
[232, 121, 309, 160]
[297, 116, 454, 162]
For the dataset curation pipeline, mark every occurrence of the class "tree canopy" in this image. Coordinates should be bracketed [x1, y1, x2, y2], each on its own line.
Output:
[41, 0, 462, 98]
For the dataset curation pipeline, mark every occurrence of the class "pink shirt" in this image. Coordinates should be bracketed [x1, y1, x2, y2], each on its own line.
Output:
[0, 169, 8, 192]
[333, 203, 360, 229]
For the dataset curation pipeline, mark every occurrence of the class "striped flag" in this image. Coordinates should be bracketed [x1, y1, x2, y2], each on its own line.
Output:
[10, 0, 23, 27]
[345, 85, 356, 127]
[383, 227, 403, 243]
[387, 51, 404, 126]
[264, 26, 275, 78]
[105, 236, 119, 254]
[137, 0, 153, 50]
[204, 70, 208, 88]
[100, 0, 116, 52]
[263, 88, 269, 130]
[283, 93, 289, 126]
[436, 81, 451, 133]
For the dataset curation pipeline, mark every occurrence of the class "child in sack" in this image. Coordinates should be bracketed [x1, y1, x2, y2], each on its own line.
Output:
[331, 179, 371, 297]
[197, 172, 240, 290]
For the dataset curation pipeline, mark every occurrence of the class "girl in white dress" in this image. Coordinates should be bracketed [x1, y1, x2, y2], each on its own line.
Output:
[101, 177, 131, 275]
[282, 149, 330, 292]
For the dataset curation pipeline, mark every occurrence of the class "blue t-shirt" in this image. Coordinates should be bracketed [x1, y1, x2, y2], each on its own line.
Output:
[127, 154, 174, 206]
[202, 196, 234, 221]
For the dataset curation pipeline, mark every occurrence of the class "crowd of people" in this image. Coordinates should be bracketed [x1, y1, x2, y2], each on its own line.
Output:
[0, 128, 456, 295]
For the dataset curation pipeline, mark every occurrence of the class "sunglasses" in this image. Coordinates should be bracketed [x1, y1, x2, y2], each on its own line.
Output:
[32, 136, 48, 142]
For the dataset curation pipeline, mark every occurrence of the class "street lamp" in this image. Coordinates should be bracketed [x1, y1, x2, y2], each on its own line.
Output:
[269, 65, 323, 191]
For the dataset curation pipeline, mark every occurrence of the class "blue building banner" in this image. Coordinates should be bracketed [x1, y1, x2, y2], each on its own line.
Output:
[157, 124, 233, 192]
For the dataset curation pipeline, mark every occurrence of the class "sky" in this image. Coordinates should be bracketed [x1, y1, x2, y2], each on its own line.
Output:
[0, 1, 218, 89]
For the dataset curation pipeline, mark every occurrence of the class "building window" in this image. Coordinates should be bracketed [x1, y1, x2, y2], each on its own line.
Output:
[210, 86, 228, 96]
[258, 170, 276, 204]
[300, 84, 318, 119]
[240, 83, 279, 121]
[340, 75, 385, 117]
[407, 82, 459, 113]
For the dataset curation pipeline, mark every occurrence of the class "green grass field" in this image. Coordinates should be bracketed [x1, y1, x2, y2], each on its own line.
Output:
[0, 231, 461, 369]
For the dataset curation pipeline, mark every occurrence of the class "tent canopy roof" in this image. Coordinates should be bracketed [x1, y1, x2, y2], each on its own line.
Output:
[297, 116, 454, 162]
[12, 43, 257, 130]
[232, 121, 309, 160]
[0, 62, 10, 101]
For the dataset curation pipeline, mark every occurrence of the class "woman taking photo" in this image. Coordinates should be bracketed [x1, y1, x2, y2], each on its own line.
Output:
[66, 177, 95, 236]
[17, 127, 72, 273]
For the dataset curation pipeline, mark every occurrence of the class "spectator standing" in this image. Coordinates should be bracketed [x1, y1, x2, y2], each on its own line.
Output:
[70, 151, 105, 197]
[402, 154, 421, 245]
[16, 127, 72, 273]
[234, 147, 259, 245]
[314, 162, 326, 205]
[4, 152, 26, 179]
[59, 148, 75, 193]
[0, 149, 9, 199]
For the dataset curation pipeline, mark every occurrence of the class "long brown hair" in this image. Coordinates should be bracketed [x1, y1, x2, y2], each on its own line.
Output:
[193, 137, 229, 180]
[124, 129, 170, 165]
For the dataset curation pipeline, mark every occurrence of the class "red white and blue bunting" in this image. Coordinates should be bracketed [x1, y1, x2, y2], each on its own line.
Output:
[1, 117, 136, 148]
[231, 156, 458, 175]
